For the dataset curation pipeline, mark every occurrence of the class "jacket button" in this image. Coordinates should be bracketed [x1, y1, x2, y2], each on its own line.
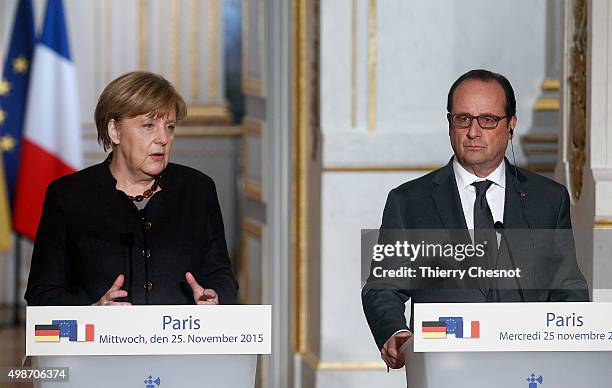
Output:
[144, 220, 152, 230]
[144, 281, 153, 291]
[142, 249, 151, 258]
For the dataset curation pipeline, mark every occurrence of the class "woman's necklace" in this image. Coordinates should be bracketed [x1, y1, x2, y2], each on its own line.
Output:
[125, 175, 161, 202]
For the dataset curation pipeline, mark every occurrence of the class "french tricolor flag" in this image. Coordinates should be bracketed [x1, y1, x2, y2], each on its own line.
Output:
[13, 0, 82, 240]
[462, 320, 480, 339]
[77, 323, 94, 342]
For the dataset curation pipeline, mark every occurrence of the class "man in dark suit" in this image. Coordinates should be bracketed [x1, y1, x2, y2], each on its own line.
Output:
[361, 69, 589, 369]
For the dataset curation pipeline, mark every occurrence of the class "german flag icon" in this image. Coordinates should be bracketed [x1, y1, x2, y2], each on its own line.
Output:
[35, 325, 60, 342]
[422, 321, 447, 339]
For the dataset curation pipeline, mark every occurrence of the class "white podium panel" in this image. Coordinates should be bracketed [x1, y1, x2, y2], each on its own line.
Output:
[404, 338, 612, 388]
[26, 306, 269, 388]
[33, 354, 256, 388]
[26, 305, 271, 355]
[405, 302, 612, 387]
[414, 303, 612, 352]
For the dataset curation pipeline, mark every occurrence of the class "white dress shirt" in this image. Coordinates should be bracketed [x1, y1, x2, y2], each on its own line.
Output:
[453, 157, 505, 230]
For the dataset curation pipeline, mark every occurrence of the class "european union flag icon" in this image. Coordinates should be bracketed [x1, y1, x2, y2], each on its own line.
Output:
[439, 317, 463, 338]
[52, 320, 77, 342]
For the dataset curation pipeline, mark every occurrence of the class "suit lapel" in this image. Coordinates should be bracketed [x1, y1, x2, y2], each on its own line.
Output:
[431, 160, 469, 232]
[432, 159, 486, 295]
[501, 160, 535, 292]
[502, 160, 528, 230]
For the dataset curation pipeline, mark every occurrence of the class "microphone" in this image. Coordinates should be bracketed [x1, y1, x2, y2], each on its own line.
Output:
[494, 221, 525, 302]
[494, 221, 504, 232]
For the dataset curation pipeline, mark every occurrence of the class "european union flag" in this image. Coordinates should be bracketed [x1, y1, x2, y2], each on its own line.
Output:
[52, 319, 77, 341]
[439, 316, 464, 338]
[0, 0, 35, 207]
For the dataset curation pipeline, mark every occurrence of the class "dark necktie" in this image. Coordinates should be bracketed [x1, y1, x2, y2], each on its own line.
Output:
[471, 180, 498, 266]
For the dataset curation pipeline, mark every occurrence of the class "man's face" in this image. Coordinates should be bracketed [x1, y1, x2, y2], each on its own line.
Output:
[449, 79, 517, 176]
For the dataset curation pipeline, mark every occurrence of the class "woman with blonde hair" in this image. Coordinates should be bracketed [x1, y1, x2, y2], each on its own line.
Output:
[26, 71, 238, 306]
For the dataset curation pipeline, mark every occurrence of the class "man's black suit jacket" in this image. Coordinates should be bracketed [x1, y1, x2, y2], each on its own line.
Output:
[362, 158, 589, 349]
[25, 159, 238, 306]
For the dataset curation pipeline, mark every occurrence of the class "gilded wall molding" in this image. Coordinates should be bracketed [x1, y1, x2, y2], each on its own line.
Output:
[301, 349, 389, 371]
[83, 125, 242, 140]
[85, 146, 240, 161]
[171, 0, 180, 87]
[190, 0, 199, 100]
[321, 163, 555, 173]
[520, 134, 559, 156]
[242, 118, 264, 202]
[524, 146, 559, 154]
[244, 181, 263, 201]
[323, 164, 441, 172]
[47, 0, 236, 137]
[367, 0, 377, 133]
[242, 0, 265, 97]
[291, 0, 321, 358]
[520, 134, 559, 143]
[138, 0, 148, 70]
[207, 0, 220, 100]
[351, 0, 358, 128]
[240, 217, 263, 304]
[239, 216, 266, 386]
[534, 97, 560, 111]
[523, 147, 558, 154]
[522, 163, 556, 173]
[84, 151, 107, 160]
[104, 0, 112, 83]
[292, 0, 309, 355]
[183, 104, 233, 125]
[173, 125, 242, 137]
[568, 0, 587, 200]
[594, 219, 612, 228]
[541, 78, 561, 91]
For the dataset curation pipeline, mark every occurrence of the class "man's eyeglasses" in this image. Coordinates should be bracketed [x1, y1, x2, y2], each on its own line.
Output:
[447, 113, 509, 129]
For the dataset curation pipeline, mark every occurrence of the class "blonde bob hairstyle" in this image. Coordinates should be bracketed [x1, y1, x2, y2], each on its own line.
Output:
[94, 71, 187, 151]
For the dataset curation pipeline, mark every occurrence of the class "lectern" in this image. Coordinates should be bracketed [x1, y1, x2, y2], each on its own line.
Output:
[26, 305, 271, 388]
[405, 302, 612, 388]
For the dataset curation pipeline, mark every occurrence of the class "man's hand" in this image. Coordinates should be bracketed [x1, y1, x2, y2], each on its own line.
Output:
[185, 272, 219, 305]
[93, 274, 132, 306]
[381, 331, 412, 369]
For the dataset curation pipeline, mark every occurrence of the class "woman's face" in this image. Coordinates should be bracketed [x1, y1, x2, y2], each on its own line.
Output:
[110, 111, 176, 178]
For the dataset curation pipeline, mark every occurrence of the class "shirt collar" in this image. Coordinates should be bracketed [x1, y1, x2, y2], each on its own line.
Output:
[452, 157, 506, 190]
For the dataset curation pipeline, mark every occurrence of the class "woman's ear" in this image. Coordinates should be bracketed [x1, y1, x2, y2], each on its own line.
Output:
[108, 119, 120, 145]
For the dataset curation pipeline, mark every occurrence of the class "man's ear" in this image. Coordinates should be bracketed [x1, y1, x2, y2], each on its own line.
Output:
[108, 119, 120, 145]
[509, 116, 517, 139]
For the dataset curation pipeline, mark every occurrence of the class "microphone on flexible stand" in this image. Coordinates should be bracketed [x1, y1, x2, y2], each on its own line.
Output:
[494, 221, 525, 302]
